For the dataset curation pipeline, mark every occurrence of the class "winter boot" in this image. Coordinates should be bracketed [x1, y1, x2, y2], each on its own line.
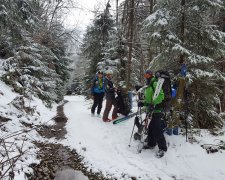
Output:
[143, 144, 156, 150]
[103, 118, 111, 122]
[156, 149, 165, 158]
[112, 115, 119, 120]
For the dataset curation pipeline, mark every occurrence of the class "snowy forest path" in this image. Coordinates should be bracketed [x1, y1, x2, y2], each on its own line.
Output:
[63, 95, 225, 180]
[28, 100, 106, 180]
[36, 101, 68, 139]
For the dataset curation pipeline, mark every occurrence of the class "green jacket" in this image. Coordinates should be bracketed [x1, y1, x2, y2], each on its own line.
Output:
[144, 77, 164, 112]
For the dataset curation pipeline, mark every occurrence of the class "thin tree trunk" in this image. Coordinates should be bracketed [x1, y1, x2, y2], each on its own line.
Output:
[221, 61, 225, 112]
[140, 46, 145, 84]
[116, 0, 119, 26]
[222, 87, 225, 112]
[127, 0, 135, 89]
[149, 0, 154, 14]
[180, 0, 185, 64]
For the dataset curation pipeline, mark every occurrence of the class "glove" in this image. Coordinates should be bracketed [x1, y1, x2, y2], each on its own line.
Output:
[148, 104, 154, 111]
[135, 85, 142, 91]
[138, 101, 144, 107]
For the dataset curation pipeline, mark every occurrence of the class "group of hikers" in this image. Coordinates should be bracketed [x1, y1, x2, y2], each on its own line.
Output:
[91, 69, 118, 121]
[91, 68, 174, 157]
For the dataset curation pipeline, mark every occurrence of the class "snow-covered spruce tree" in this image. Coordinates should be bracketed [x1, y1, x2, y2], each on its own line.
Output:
[100, 0, 152, 89]
[216, 2, 225, 114]
[143, 0, 225, 128]
[0, 0, 73, 106]
[80, 4, 114, 96]
[95, 0, 130, 88]
[131, 0, 154, 86]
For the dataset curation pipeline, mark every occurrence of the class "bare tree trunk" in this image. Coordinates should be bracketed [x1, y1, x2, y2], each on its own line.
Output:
[127, 0, 135, 89]
[147, 0, 155, 66]
[121, 0, 130, 39]
[180, 0, 185, 64]
[149, 0, 154, 14]
[116, 0, 119, 26]
[140, 46, 145, 84]
[221, 61, 225, 112]
[222, 87, 225, 112]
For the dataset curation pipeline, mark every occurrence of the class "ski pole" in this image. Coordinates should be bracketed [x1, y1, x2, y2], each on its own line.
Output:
[128, 106, 140, 147]
[184, 88, 188, 142]
[137, 109, 154, 153]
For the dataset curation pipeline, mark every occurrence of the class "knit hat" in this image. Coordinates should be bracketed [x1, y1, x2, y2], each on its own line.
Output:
[105, 69, 113, 75]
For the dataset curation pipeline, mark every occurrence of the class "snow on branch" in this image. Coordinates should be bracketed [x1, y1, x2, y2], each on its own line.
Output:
[188, 54, 215, 65]
[192, 69, 216, 79]
[172, 44, 191, 56]
[144, 8, 170, 27]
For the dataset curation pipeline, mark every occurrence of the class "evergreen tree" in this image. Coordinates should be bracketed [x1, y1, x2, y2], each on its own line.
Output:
[0, 0, 74, 106]
[142, 0, 225, 128]
[216, 1, 225, 113]
[81, 3, 114, 95]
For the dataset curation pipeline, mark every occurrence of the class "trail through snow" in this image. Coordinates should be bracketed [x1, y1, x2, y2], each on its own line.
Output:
[63, 95, 225, 180]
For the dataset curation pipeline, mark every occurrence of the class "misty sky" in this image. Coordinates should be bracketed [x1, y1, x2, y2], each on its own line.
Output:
[65, 0, 111, 31]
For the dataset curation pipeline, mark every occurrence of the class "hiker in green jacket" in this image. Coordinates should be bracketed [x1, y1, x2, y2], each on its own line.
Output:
[138, 69, 167, 158]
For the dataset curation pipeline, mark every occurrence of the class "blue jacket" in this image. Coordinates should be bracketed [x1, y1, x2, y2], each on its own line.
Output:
[91, 76, 105, 94]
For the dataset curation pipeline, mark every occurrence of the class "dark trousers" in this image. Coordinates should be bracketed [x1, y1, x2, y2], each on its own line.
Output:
[102, 98, 118, 120]
[91, 93, 104, 114]
[147, 113, 167, 151]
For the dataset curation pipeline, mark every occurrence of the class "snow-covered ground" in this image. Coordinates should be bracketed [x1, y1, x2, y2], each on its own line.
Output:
[1, 81, 225, 180]
[0, 80, 57, 180]
[63, 95, 225, 180]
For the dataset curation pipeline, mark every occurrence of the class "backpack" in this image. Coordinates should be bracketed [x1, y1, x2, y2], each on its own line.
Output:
[154, 70, 172, 112]
[116, 89, 131, 116]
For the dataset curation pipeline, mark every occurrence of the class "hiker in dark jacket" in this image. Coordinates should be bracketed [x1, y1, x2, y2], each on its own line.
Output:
[138, 69, 167, 158]
[91, 71, 105, 117]
[102, 69, 118, 122]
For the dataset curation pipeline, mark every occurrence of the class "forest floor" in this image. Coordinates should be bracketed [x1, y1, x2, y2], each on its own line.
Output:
[27, 101, 107, 180]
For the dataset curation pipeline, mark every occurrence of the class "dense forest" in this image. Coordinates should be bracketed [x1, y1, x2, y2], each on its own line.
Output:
[1, 0, 225, 179]
[0, 0, 77, 107]
[80, 0, 225, 129]
[1, 0, 224, 129]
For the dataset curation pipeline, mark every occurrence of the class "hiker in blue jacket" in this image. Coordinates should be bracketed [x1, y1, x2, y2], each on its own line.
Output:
[91, 71, 105, 117]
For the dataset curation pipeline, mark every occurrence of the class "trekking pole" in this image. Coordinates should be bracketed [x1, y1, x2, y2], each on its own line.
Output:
[128, 88, 143, 147]
[137, 109, 154, 153]
[128, 106, 140, 147]
[184, 88, 188, 142]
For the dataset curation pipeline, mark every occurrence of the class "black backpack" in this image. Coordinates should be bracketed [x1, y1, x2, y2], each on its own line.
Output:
[154, 70, 172, 112]
[116, 89, 131, 116]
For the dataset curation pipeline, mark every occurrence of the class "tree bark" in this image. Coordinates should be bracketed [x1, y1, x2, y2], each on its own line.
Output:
[126, 0, 135, 89]
[149, 0, 154, 14]
[180, 0, 185, 64]
[116, 0, 119, 26]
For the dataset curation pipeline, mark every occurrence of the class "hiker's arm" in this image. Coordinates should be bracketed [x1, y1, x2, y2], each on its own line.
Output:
[105, 80, 115, 93]
[91, 78, 96, 95]
[104, 79, 114, 93]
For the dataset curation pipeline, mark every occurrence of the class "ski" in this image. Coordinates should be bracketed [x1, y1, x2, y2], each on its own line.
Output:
[153, 77, 164, 101]
[113, 112, 137, 124]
